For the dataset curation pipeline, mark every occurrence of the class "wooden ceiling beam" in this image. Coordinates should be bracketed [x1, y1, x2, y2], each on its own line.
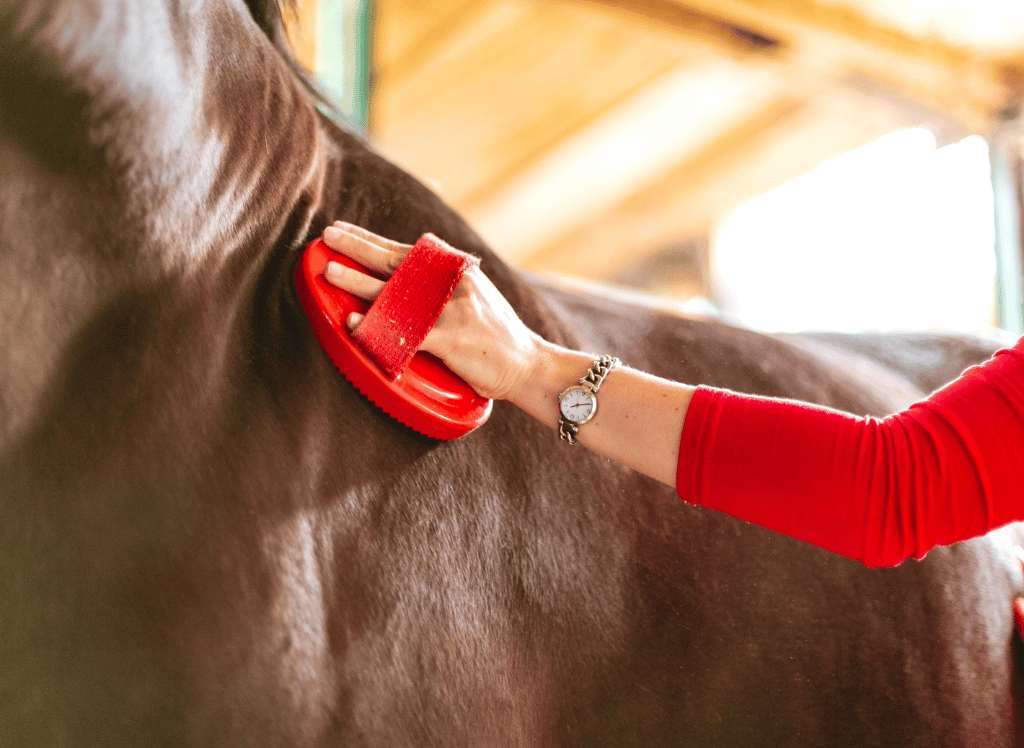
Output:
[579, 0, 785, 55]
[583, 0, 1023, 129]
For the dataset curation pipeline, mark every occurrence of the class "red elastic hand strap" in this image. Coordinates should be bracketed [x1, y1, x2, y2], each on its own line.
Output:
[352, 233, 479, 379]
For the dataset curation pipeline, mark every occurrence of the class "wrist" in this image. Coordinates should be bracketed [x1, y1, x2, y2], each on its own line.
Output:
[506, 341, 603, 429]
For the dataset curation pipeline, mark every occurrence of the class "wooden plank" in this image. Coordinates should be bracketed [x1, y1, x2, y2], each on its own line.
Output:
[375, 0, 491, 80]
[373, 0, 704, 204]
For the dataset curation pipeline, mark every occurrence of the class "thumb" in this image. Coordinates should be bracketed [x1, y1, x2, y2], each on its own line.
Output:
[346, 312, 364, 331]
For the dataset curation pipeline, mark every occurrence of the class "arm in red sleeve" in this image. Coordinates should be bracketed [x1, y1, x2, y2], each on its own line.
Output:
[676, 338, 1024, 567]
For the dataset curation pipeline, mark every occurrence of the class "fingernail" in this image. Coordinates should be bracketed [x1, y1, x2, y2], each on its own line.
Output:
[346, 312, 364, 330]
[324, 226, 342, 242]
[324, 261, 342, 280]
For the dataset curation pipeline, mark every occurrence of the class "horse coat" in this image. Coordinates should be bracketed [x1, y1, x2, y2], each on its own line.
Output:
[1, 1, 1022, 745]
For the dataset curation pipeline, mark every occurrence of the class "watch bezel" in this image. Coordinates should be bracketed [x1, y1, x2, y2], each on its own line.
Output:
[558, 384, 598, 425]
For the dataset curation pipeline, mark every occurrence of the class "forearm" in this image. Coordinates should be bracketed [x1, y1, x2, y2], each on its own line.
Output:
[507, 340, 696, 487]
[678, 343, 1024, 567]
[508, 337, 1024, 568]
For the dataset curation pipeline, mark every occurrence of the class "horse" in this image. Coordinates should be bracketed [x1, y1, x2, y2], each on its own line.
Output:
[1, 1, 1022, 745]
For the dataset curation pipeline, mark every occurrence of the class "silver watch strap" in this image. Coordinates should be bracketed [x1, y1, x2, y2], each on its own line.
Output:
[559, 355, 620, 445]
[558, 420, 580, 444]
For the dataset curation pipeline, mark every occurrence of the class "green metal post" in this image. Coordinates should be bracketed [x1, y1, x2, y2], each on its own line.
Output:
[315, 0, 374, 133]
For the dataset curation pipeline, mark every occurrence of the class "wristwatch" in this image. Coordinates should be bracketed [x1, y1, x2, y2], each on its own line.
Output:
[557, 355, 620, 445]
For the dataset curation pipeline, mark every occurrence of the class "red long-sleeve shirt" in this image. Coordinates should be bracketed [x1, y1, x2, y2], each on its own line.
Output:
[676, 336, 1024, 567]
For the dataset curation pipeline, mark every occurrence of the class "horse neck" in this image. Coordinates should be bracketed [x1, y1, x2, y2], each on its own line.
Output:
[0, 0, 567, 455]
[0, 0, 328, 445]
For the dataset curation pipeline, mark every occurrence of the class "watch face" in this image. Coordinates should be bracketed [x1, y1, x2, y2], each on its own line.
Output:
[559, 386, 596, 424]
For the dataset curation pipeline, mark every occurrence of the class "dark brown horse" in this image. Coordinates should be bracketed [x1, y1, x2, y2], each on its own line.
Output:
[2, 1, 1022, 745]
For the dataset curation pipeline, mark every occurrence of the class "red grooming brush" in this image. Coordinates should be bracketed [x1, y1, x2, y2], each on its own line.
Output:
[295, 234, 492, 440]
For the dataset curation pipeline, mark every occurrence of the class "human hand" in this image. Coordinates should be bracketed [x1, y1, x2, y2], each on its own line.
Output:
[320, 222, 544, 401]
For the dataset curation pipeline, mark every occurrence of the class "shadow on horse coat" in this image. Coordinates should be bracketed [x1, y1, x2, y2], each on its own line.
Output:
[0, 1, 1022, 745]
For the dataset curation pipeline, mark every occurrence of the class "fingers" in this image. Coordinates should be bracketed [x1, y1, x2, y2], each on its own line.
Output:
[321, 222, 406, 303]
[330, 221, 409, 253]
[322, 222, 409, 276]
[324, 261, 386, 302]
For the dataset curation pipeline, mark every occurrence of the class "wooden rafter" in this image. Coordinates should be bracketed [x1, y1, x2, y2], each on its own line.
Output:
[589, 0, 1024, 128]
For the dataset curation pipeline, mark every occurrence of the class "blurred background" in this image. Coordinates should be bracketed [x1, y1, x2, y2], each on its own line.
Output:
[285, 0, 1024, 335]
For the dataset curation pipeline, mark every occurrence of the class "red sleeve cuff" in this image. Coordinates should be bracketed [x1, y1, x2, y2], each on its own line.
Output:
[676, 385, 715, 507]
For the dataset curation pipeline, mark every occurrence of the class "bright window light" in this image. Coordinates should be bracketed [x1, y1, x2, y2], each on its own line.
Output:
[822, 0, 1024, 52]
[711, 129, 996, 333]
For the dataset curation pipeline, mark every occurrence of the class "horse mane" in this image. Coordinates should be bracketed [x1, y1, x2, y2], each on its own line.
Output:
[241, 0, 292, 41]
[242, 0, 341, 121]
